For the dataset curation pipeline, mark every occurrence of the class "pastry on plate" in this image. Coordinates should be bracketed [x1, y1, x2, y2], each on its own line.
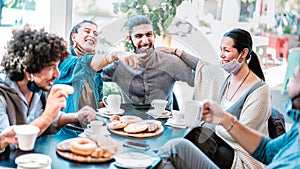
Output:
[123, 122, 149, 134]
[120, 115, 142, 124]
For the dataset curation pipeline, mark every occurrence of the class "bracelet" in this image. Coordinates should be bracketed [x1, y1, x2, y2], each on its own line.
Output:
[173, 48, 177, 56]
[105, 52, 118, 64]
[0, 132, 5, 153]
[74, 113, 79, 121]
[110, 52, 118, 62]
[226, 116, 237, 132]
[105, 55, 111, 64]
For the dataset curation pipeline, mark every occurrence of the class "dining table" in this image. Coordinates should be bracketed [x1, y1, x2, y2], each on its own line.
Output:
[0, 103, 192, 169]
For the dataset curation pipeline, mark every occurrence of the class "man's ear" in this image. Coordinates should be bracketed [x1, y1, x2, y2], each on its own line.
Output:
[126, 35, 131, 42]
[23, 70, 31, 81]
[153, 32, 156, 38]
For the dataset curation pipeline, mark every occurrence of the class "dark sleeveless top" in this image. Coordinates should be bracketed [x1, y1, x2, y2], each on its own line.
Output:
[217, 75, 265, 119]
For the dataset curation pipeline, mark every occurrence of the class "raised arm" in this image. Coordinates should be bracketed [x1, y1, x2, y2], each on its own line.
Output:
[30, 85, 68, 135]
[90, 51, 143, 71]
[156, 47, 200, 70]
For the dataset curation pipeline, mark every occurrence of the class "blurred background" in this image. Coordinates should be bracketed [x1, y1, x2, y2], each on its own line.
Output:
[1, 0, 299, 126]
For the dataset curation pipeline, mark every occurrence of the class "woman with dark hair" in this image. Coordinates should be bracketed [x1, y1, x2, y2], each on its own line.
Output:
[54, 20, 104, 113]
[55, 20, 139, 114]
[157, 65, 300, 169]
[158, 28, 271, 169]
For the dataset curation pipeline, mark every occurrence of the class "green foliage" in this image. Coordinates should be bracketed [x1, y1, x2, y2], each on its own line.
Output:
[113, 0, 191, 37]
[4, 0, 35, 11]
[103, 82, 125, 103]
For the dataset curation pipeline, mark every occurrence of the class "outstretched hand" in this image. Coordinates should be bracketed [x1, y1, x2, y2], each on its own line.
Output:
[115, 51, 146, 69]
[202, 100, 224, 125]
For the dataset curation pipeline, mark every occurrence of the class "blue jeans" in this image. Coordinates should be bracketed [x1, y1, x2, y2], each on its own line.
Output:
[157, 138, 219, 169]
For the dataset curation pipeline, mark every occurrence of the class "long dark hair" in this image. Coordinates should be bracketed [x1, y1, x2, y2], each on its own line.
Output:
[223, 28, 265, 81]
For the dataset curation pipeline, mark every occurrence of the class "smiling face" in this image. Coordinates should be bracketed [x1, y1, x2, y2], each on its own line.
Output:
[219, 37, 245, 63]
[32, 61, 60, 91]
[129, 24, 156, 51]
[71, 22, 98, 52]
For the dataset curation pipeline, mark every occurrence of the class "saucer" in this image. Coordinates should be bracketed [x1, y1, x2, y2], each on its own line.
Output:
[147, 109, 171, 119]
[114, 151, 159, 169]
[82, 128, 95, 137]
[97, 107, 125, 115]
[15, 153, 52, 168]
[165, 118, 186, 128]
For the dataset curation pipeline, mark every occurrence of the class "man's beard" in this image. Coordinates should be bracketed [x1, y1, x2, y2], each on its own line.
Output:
[130, 37, 154, 54]
[135, 47, 154, 54]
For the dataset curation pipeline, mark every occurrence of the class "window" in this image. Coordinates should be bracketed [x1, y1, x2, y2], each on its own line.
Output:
[0, 0, 50, 61]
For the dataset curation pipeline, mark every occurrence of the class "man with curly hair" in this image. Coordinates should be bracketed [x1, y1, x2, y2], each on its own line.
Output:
[0, 26, 96, 153]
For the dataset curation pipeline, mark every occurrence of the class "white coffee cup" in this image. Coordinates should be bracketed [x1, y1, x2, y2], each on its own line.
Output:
[14, 125, 40, 151]
[87, 120, 104, 135]
[151, 99, 168, 114]
[103, 94, 121, 113]
[183, 100, 203, 127]
[172, 110, 185, 124]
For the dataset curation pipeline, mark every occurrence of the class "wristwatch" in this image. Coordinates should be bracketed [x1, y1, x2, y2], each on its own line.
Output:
[0, 131, 5, 153]
[110, 52, 118, 62]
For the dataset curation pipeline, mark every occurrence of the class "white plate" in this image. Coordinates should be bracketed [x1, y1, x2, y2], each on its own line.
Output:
[147, 110, 171, 119]
[114, 152, 159, 169]
[165, 118, 186, 128]
[97, 107, 125, 115]
[15, 153, 52, 169]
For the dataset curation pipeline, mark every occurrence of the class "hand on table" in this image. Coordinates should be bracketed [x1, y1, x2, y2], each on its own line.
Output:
[77, 106, 96, 124]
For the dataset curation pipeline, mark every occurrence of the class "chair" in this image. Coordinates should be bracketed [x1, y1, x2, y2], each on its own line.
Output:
[268, 108, 286, 139]
[282, 47, 300, 94]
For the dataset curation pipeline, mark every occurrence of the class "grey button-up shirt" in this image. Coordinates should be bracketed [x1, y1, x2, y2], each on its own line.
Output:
[102, 50, 195, 110]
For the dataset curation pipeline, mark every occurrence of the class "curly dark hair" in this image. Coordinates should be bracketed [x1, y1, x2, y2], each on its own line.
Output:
[1, 25, 70, 81]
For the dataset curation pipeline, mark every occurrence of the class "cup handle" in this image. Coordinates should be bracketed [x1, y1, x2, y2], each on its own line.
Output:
[103, 96, 108, 107]
[87, 124, 91, 129]
[151, 102, 155, 107]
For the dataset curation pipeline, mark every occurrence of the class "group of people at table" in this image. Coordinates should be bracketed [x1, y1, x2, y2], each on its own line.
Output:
[0, 14, 299, 168]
